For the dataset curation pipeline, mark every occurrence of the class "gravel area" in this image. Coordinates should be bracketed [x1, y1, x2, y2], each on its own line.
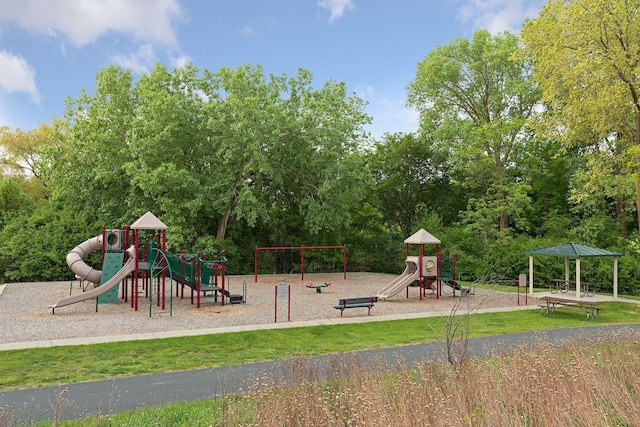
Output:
[0, 273, 534, 345]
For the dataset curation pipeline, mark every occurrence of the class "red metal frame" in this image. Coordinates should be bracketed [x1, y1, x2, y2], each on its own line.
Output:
[254, 245, 347, 282]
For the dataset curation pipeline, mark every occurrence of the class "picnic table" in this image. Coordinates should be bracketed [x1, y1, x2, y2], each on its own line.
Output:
[305, 282, 331, 293]
[539, 296, 602, 320]
[550, 279, 598, 297]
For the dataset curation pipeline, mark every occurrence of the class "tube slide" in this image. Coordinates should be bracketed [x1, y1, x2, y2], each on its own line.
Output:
[66, 235, 104, 285]
[377, 259, 421, 299]
[49, 246, 136, 311]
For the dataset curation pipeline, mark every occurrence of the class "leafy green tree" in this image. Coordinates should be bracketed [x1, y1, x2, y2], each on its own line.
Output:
[407, 30, 541, 234]
[521, 0, 640, 234]
[41, 63, 371, 254]
[0, 124, 53, 179]
[202, 65, 371, 241]
[0, 201, 100, 282]
[366, 132, 463, 235]
[0, 124, 53, 203]
[123, 63, 214, 246]
[42, 65, 137, 221]
[521, 138, 575, 238]
[0, 178, 34, 229]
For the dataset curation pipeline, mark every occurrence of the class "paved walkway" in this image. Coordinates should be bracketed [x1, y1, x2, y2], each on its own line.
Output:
[2, 323, 640, 426]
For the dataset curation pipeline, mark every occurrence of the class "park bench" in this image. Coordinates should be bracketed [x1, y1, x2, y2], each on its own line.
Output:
[334, 296, 378, 317]
[538, 296, 603, 320]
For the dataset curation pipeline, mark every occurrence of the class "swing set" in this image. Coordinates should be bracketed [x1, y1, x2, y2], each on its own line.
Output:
[254, 244, 347, 282]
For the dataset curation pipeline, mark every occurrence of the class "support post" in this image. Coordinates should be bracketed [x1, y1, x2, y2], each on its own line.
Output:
[528, 255, 534, 295]
[343, 244, 347, 280]
[613, 257, 619, 298]
[575, 258, 581, 300]
[254, 246, 258, 283]
[301, 245, 305, 281]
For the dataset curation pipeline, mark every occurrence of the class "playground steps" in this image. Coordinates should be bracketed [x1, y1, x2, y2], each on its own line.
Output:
[226, 291, 244, 304]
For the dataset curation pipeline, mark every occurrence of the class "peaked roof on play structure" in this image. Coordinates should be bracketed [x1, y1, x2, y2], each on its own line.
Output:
[404, 228, 441, 245]
[523, 242, 623, 258]
[130, 211, 167, 230]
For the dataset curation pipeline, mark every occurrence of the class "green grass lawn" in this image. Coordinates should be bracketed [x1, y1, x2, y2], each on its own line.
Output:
[1, 300, 639, 391]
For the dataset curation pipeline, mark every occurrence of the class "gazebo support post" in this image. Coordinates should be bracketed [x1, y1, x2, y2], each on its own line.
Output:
[436, 244, 441, 299]
[614, 257, 619, 298]
[528, 255, 534, 295]
[575, 258, 581, 300]
[418, 244, 424, 301]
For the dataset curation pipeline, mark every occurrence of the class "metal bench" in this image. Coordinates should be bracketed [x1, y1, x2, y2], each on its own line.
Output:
[334, 296, 378, 317]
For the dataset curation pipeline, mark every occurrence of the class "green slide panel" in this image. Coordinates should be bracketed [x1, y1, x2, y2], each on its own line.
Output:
[97, 251, 124, 304]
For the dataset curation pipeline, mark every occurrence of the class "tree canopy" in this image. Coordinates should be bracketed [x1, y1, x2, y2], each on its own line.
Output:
[2, 26, 640, 295]
[521, 0, 640, 234]
[40, 63, 371, 250]
[407, 30, 541, 235]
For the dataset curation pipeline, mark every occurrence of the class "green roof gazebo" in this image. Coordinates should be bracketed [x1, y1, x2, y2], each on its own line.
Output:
[523, 242, 623, 299]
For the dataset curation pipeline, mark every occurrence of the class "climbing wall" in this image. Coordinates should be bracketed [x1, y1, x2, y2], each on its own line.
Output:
[97, 251, 124, 304]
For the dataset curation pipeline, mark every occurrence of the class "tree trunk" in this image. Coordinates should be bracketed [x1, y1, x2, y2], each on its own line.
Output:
[615, 140, 627, 237]
[616, 197, 627, 237]
[636, 114, 640, 235]
[635, 177, 640, 236]
[496, 184, 508, 232]
[216, 196, 235, 241]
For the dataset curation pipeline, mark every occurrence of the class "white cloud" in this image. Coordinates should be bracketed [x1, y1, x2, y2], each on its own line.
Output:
[355, 83, 375, 101]
[0, 0, 184, 47]
[358, 84, 419, 139]
[172, 55, 191, 69]
[240, 25, 257, 38]
[376, 97, 419, 132]
[318, 0, 355, 23]
[455, 0, 544, 34]
[0, 51, 41, 103]
[112, 44, 157, 74]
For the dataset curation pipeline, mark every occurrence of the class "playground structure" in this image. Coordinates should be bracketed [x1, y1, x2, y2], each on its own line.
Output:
[49, 212, 240, 315]
[376, 229, 468, 300]
[254, 244, 347, 282]
[167, 251, 244, 308]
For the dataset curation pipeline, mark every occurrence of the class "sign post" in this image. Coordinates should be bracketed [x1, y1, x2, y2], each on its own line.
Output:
[518, 273, 528, 306]
[275, 282, 290, 322]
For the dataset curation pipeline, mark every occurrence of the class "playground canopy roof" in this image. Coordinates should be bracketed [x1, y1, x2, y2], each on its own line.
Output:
[523, 242, 623, 258]
[130, 211, 167, 230]
[404, 229, 441, 245]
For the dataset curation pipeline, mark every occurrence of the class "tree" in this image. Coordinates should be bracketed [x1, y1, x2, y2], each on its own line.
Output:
[0, 124, 53, 203]
[41, 63, 371, 251]
[407, 30, 541, 234]
[0, 178, 34, 229]
[123, 63, 214, 246]
[203, 65, 372, 241]
[366, 132, 462, 235]
[521, 0, 640, 234]
[0, 124, 54, 180]
[42, 65, 137, 221]
[0, 200, 99, 282]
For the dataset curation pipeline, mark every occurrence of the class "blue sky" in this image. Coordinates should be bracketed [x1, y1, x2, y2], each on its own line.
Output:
[0, 0, 546, 139]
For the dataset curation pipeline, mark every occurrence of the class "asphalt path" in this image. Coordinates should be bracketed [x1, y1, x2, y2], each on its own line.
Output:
[2, 324, 640, 426]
